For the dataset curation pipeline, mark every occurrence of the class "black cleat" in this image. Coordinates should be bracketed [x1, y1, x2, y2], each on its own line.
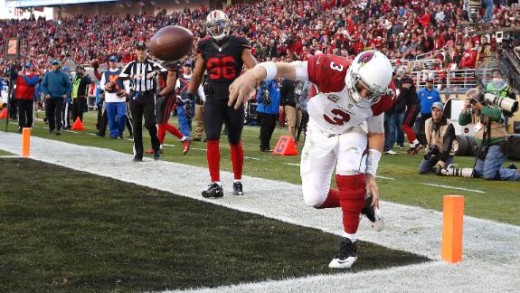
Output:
[360, 194, 384, 232]
[133, 156, 143, 162]
[153, 151, 160, 161]
[329, 238, 358, 269]
[233, 182, 244, 195]
[202, 183, 223, 198]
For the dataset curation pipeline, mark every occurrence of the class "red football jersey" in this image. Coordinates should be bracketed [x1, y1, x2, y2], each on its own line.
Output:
[301, 54, 395, 134]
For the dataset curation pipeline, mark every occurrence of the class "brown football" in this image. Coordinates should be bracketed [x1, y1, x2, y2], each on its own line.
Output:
[149, 25, 194, 61]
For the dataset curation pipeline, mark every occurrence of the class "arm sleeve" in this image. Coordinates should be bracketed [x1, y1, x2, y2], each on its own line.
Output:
[119, 62, 132, 79]
[93, 68, 102, 80]
[65, 75, 72, 95]
[99, 72, 107, 89]
[23, 75, 39, 86]
[197, 84, 206, 102]
[480, 106, 503, 122]
[41, 74, 49, 95]
[123, 80, 130, 93]
[458, 112, 472, 126]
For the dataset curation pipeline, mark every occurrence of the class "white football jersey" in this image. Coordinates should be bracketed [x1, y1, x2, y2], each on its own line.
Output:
[295, 54, 395, 134]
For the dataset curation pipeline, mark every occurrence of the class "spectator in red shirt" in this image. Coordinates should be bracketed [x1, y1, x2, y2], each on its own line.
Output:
[459, 40, 478, 69]
[15, 63, 39, 133]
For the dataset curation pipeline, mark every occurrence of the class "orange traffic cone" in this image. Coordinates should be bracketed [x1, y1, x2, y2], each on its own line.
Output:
[0, 108, 7, 119]
[272, 135, 298, 156]
[71, 117, 84, 131]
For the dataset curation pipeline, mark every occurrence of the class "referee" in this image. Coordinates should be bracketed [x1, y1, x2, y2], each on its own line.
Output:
[119, 41, 168, 161]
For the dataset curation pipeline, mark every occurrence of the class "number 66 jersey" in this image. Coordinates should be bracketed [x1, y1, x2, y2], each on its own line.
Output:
[295, 54, 396, 135]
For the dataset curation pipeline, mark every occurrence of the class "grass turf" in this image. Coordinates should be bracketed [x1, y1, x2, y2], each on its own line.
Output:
[0, 158, 429, 292]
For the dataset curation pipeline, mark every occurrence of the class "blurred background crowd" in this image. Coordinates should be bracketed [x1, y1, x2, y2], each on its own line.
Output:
[0, 0, 519, 75]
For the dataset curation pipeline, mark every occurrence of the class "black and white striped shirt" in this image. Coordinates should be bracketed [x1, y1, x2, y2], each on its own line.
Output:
[119, 59, 167, 93]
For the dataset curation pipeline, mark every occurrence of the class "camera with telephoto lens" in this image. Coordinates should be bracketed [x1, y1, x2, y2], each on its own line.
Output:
[423, 144, 439, 160]
[440, 165, 474, 178]
[483, 93, 519, 114]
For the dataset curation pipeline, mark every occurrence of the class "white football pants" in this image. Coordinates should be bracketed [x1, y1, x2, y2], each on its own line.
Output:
[300, 119, 368, 207]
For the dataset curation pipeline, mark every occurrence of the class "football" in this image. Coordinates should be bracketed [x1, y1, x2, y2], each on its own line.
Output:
[149, 25, 194, 61]
[90, 60, 99, 68]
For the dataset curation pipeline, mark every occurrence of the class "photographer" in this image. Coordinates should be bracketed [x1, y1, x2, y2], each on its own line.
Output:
[419, 102, 456, 174]
[459, 88, 520, 181]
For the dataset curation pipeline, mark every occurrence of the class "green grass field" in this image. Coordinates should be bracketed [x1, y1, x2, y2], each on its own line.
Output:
[2, 110, 518, 225]
[0, 158, 429, 292]
[1, 109, 518, 291]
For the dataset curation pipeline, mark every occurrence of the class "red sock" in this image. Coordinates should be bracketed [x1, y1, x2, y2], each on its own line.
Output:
[164, 123, 183, 140]
[157, 124, 166, 145]
[336, 174, 366, 234]
[229, 142, 244, 180]
[318, 188, 341, 208]
[206, 140, 220, 182]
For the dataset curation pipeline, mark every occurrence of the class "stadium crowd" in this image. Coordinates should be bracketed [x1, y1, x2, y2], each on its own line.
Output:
[0, 0, 519, 74]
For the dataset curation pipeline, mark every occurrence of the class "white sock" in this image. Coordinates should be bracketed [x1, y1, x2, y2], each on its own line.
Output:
[342, 232, 357, 242]
[234, 179, 241, 183]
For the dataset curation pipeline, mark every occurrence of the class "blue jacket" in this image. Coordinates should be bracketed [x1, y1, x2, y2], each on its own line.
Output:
[256, 80, 280, 115]
[41, 69, 72, 98]
[417, 87, 441, 114]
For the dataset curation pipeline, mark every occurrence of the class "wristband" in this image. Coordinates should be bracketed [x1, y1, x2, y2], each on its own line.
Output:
[256, 62, 277, 81]
[365, 149, 382, 177]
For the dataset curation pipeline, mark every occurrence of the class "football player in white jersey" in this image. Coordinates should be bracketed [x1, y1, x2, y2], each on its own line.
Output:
[229, 50, 395, 269]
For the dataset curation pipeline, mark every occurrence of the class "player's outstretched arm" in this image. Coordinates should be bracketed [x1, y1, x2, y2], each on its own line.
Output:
[187, 54, 205, 95]
[228, 62, 296, 109]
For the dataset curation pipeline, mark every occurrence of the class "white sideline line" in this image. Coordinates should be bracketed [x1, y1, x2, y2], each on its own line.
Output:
[377, 175, 396, 180]
[422, 183, 485, 194]
[284, 162, 300, 167]
[244, 156, 260, 161]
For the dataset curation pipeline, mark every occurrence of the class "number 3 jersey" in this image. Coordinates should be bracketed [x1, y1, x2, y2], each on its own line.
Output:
[297, 54, 395, 134]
